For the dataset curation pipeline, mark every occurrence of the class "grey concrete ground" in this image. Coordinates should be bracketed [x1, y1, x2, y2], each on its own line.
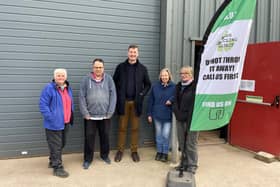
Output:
[0, 144, 280, 187]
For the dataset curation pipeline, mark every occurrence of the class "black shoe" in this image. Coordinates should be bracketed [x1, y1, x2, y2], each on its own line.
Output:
[186, 167, 197, 174]
[83, 161, 91, 169]
[186, 169, 196, 175]
[155, 152, 162, 161]
[102, 157, 111, 164]
[131, 152, 140, 162]
[160, 154, 168, 162]
[53, 167, 69, 178]
[114, 151, 123, 162]
[175, 165, 187, 171]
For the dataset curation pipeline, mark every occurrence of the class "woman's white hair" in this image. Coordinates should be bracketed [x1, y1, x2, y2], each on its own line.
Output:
[53, 68, 67, 78]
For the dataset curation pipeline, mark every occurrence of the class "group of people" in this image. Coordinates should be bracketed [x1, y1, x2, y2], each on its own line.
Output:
[148, 66, 198, 174]
[39, 44, 199, 178]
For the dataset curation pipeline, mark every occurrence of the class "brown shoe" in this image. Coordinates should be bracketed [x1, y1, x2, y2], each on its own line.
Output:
[114, 151, 123, 162]
[131, 152, 140, 162]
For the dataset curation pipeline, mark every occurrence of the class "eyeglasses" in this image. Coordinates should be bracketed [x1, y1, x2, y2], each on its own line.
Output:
[93, 66, 104, 69]
[180, 72, 191, 75]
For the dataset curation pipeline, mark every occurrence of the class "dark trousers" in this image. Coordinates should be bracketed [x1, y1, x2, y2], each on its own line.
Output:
[176, 121, 199, 172]
[45, 125, 69, 168]
[84, 119, 111, 162]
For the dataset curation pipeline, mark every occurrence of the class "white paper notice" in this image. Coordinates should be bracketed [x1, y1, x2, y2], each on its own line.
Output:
[239, 80, 255, 92]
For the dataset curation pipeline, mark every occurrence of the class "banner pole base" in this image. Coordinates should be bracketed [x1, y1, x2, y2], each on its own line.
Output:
[166, 169, 196, 187]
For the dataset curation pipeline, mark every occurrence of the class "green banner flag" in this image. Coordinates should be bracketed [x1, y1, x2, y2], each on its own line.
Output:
[190, 0, 256, 131]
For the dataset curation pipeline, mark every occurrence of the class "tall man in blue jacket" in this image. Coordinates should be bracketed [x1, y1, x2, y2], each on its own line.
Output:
[79, 58, 116, 169]
[113, 44, 151, 162]
[39, 68, 74, 178]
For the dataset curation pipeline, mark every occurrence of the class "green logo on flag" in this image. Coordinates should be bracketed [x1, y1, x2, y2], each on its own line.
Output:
[209, 107, 225, 120]
[223, 11, 237, 21]
[217, 31, 237, 52]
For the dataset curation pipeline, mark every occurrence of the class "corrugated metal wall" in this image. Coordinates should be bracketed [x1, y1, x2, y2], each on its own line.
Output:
[0, 0, 161, 158]
[161, 0, 280, 81]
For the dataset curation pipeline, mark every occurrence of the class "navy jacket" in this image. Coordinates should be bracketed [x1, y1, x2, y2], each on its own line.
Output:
[113, 59, 151, 116]
[147, 81, 175, 122]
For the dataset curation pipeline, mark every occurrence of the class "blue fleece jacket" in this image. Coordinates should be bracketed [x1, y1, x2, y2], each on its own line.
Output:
[39, 81, 74, 130]
[147, 81, 175, 122]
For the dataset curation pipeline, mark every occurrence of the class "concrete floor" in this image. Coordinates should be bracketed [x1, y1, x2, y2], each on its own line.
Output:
[0, 143, 280, 187]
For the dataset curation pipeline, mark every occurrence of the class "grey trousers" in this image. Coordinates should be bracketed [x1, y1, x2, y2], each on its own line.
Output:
[176, 121, 199, 173]
[45, 125, 69, 168]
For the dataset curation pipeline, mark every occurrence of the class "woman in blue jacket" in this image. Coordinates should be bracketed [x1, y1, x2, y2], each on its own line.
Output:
[147, 68, 175, 162]
[39, 68, 74, 178]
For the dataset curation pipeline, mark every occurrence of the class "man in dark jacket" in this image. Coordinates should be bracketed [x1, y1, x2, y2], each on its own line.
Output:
[113, 44, 151, 162]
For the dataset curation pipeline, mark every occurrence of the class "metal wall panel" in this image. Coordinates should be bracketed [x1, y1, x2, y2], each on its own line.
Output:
[0, 0, 161, 158]
[161, 0, 280, 81]
[255, 0, 270, 42]
[269, 0, 280, 41]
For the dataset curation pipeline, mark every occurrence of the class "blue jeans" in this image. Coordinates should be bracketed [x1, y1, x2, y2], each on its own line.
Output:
[154, 119, 171, 154]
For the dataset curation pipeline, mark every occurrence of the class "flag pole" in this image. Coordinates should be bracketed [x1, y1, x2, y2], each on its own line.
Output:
[178, 0, 233, 178]
[194, 0, 232, 83]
